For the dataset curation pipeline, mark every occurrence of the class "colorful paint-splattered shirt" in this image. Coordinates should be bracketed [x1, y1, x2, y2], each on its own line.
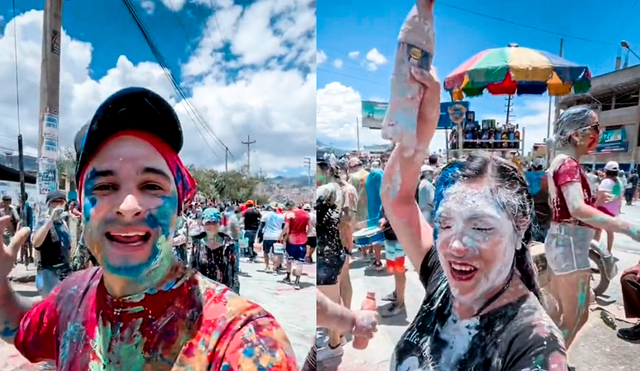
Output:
[392, 248, 567, 371]
[549, 156, 595, 225]
[14, 265, 298, 371]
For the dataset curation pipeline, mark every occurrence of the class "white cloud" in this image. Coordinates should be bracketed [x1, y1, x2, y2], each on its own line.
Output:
[316, 50, 327, 65]
[348, 51, 359, 59]
[0, 4, 316, 175]
[317, 82, 390, 149]
[140, 0, 156, 14]
[159, 0, 188, 11]
[365, 48, 387, 69]
[333, 59, 343, 69]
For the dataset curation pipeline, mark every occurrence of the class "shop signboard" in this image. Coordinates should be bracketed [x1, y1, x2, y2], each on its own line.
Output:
[590, 126, 630, 154]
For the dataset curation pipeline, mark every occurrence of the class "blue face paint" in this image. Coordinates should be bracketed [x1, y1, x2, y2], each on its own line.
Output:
[432, 162, 463, 242]
[102, 194, 177, 280]
[82, 168, 99, 224]
[83, 167, 178, 282]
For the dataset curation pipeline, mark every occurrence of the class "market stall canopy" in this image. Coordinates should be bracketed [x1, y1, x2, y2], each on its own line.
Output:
[444, 43, 592, 101]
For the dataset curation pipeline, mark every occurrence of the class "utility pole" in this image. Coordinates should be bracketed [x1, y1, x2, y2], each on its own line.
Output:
[547, 38, 564, 140]
[37, 0, 63, 209]
[242, 135, 256, 176]
[356, 117, 360, 153]
[304, 156, 311, 202]
[224, 146, 229, 172]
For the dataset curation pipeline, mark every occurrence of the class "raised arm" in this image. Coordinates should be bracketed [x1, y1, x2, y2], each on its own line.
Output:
[563, 182, 640, 240]
[0, 217, 35, 344]
[381, 67, 440, 269]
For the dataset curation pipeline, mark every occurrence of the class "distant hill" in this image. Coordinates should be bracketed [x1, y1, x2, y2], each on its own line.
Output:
[264, 175, 312, 187]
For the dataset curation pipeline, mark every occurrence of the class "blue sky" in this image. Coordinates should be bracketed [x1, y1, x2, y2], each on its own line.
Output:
[1, 0, 194, 81]
[0, 0, 316, 178]
[316, 0, 640, 153]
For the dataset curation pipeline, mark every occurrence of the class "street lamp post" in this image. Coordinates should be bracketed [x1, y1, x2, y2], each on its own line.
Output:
[621, 41, 640, 65]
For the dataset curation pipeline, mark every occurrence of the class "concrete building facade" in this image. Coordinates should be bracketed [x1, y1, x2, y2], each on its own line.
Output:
[557, 64, 640, 171]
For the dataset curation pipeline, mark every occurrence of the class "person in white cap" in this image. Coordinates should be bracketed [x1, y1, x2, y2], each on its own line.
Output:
[594, 161, 623, 258]
[417, 164, 436, 224]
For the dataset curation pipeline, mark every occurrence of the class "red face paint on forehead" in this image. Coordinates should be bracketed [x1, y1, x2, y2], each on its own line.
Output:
[78, 130, 196, 215]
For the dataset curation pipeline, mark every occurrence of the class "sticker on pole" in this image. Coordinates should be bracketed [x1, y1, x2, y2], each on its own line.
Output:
[43, 112, 59, 139]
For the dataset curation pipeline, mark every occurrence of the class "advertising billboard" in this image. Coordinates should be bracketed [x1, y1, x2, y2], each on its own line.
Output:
[590, 126, 630, 154]
[361, 100, 470, 130]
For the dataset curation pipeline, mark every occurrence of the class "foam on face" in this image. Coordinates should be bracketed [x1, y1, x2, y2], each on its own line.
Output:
[435, 183, 518, 310]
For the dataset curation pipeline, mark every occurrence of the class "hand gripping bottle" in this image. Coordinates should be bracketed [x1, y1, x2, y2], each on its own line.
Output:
[381, 0, 435, 154]
[352, 292, 376, 350]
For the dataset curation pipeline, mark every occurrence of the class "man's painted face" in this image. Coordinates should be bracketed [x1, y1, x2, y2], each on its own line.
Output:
[434, 181, 518, 306]
[2, 200, 10, 208]
[203, 220, 220, 234]
[82, 136, 178, 281]
[49, 200, 66, 211]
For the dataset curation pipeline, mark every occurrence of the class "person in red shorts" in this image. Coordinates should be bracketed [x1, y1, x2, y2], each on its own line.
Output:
[281, 201, 310, 290]
[378, 205, 406, 317]
[0, 87, 297, 370]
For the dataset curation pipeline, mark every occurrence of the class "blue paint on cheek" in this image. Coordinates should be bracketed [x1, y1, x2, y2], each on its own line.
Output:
[82, 169, 99, 223]
[102, 193, 178, 279]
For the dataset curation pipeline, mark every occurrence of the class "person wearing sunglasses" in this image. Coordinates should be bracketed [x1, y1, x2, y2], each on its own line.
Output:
[545, 105, 640, 353]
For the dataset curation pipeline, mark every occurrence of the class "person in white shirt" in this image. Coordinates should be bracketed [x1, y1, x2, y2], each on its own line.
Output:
[595, 162, 623, 262]
[257, 203, 285, 273]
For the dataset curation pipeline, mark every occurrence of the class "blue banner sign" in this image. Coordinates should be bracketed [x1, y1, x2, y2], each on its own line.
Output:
[438, 101, 469, 129]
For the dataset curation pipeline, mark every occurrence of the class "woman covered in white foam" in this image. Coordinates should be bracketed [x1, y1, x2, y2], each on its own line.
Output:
[380, 56, 568, 371]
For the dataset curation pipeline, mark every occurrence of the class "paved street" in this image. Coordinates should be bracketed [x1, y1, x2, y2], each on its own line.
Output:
[0, 257, 315, 370]
[321, 203, 640, 371]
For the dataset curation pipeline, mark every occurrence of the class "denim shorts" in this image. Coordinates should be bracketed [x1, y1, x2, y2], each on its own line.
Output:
[544, 222, 594, 275]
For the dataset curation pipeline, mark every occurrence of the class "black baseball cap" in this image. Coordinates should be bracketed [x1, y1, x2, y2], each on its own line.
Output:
[74, 87, 183, 185]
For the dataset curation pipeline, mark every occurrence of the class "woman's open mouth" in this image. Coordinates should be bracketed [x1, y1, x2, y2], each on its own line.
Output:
[449, 261, 478, 281]
[105, 231, 152, 247]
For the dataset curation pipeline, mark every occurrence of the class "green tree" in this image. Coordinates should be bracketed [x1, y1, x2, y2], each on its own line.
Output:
[188, 167, 268, 204]
[57, 148, 77, 190]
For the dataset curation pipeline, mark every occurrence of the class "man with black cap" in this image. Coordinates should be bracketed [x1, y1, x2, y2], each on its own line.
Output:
[0, 87, 296, 369]
[31, 190, 72, 297]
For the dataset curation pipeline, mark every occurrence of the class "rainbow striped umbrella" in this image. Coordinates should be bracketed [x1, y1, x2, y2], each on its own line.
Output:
[444, 43, 591, 101]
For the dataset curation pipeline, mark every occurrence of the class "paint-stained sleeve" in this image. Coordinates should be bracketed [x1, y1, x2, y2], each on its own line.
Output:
[14, 286, 61, 362]
[554, 159, 581, 188]
[217, 316, 298, 371]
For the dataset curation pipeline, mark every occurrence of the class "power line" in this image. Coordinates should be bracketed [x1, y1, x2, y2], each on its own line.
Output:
[437, 1, 618, 48]
[122, 0, 231, 162]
